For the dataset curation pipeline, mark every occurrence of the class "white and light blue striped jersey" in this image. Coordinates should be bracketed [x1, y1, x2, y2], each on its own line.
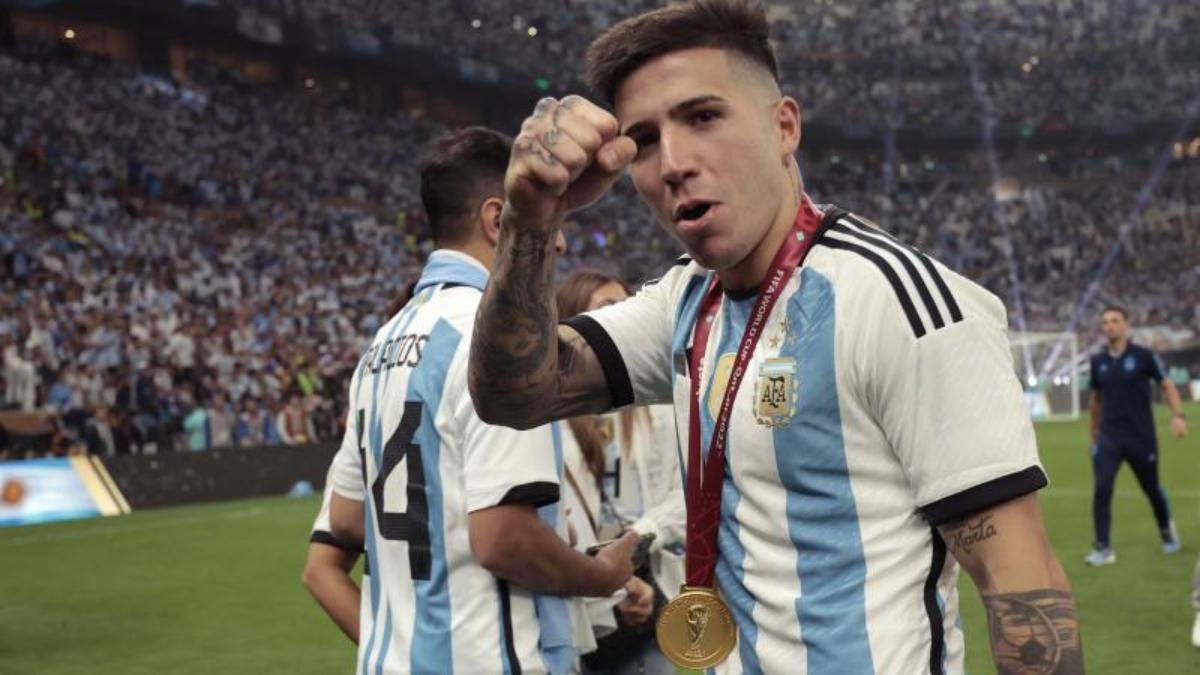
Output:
[329, 250, 561, 675]
[565, 208, 1048, 675]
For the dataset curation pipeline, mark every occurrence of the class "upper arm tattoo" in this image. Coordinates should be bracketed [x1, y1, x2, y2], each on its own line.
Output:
[939, 503, 1084, 674]
[940, 513, 999, 557]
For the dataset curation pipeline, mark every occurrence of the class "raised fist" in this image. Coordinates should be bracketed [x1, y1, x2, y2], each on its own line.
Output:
[504, 95, 638, 232]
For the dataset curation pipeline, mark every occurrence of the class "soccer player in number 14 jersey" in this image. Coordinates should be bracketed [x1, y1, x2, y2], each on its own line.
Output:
[326, 127, 640, 674]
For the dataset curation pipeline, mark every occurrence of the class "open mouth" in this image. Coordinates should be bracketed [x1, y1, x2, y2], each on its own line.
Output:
[674, 202, 715, 222]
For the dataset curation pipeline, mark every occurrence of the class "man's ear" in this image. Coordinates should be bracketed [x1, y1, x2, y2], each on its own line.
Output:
[480, 197, 504, 246]
[776, 96, 802, 158]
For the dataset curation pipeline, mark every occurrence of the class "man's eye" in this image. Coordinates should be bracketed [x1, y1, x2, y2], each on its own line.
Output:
[632, 132, 658, 147]
[692, 110, 719, 124]
[631, 132, 658, 158]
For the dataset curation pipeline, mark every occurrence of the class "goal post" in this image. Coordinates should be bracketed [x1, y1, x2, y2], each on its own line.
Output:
[1008, 331, 1082, 422]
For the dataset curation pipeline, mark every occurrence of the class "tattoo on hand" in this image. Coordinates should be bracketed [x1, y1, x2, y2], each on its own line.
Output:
[542, 104, 562, 147]
[942, 514, 998, 556]
[514, 137, 558, 168]
[983, 589, 1083, 675]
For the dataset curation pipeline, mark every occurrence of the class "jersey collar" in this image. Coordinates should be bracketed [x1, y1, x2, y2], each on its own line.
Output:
[413, 249, 489, 294]
[1106, 340, 1133, 359]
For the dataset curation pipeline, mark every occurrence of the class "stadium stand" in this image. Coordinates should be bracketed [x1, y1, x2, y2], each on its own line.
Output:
[0, 1, 1196, 458]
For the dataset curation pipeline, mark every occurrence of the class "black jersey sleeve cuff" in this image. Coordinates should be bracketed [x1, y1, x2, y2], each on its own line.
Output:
[562, 315, 635, 408]
[498, 481, 560, 508]
[310, 530, 361, 553]
[920, 466, 1048, 526]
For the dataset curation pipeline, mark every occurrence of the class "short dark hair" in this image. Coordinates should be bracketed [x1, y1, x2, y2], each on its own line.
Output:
[419, 126, 512, 246]
[1102, 305, 1129, 320]
[586, 0, 778, 105]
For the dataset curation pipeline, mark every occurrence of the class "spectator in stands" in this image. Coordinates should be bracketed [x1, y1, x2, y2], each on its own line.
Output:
[3, 334, 37, 411]
[278, 392, 313, 445]
[44, 368, 74, 414]
[234, 397, 268, 447]
[84, 404, 117, 457]
[208, 392, 235, 449]
[263, 397, 286, 446]
[182, 397, 211, 452]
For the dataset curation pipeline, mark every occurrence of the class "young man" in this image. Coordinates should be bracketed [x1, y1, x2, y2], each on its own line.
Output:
[468, 1, 1082, 673]
[327, 127, 641, 674]
[1085, 305, 1188, 566]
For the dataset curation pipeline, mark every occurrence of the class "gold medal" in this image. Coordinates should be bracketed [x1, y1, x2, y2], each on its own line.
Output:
[656, 586, 738, 669]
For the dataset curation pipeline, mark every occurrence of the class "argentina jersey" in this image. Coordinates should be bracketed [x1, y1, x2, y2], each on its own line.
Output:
[329, 250, 561, 675]
[566, 207, 1047, 674]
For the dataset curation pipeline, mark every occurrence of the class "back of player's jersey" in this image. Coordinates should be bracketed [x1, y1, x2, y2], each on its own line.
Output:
[335, 265, 555, 675]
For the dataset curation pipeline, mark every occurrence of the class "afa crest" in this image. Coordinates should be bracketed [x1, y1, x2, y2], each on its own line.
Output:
[754, 357, 799, 427]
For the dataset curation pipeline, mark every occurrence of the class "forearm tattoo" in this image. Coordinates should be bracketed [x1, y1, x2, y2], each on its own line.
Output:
[470, 224, 558, 416]
[982, 589, 1083, 674]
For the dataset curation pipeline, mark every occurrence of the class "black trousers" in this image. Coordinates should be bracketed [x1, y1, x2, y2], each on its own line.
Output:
[1091, 433, 1171, 548]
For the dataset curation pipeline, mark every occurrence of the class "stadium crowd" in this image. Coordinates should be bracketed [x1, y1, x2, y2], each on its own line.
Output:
[211, 0, 1198, 131]
[0, 22, 1196, 458]
[819, 149, 1200, 332]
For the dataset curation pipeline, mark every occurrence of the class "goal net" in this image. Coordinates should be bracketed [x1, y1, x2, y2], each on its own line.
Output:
[1008, 331, 1082, 422]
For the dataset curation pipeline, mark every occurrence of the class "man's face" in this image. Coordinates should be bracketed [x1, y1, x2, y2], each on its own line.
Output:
[616, 48, 798, 272]
[1101, 310, 1128, 341]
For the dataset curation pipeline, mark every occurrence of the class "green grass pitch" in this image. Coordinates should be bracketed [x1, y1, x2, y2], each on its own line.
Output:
[2, 403, 1197, 673]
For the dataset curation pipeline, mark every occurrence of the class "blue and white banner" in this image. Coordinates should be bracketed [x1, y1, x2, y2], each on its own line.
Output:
[0, 457, 130, 528]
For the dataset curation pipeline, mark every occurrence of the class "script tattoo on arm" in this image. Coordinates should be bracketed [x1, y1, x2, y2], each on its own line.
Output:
[982, 589, 1083, 675]
[941, 513, 998, 556]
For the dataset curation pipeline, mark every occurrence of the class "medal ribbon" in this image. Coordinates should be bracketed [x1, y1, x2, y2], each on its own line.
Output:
[685, 197, 825, 587]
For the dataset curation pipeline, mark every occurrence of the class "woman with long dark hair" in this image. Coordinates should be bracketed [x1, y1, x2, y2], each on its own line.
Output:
[557, 270, 685, 675]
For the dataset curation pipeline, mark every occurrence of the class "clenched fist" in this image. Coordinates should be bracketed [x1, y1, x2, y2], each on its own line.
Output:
[504, 95, 638, 233]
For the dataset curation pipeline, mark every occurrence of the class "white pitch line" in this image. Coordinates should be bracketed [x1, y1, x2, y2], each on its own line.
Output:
[1043, 488, 1200, 499]
[0, 500, 305, 546]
